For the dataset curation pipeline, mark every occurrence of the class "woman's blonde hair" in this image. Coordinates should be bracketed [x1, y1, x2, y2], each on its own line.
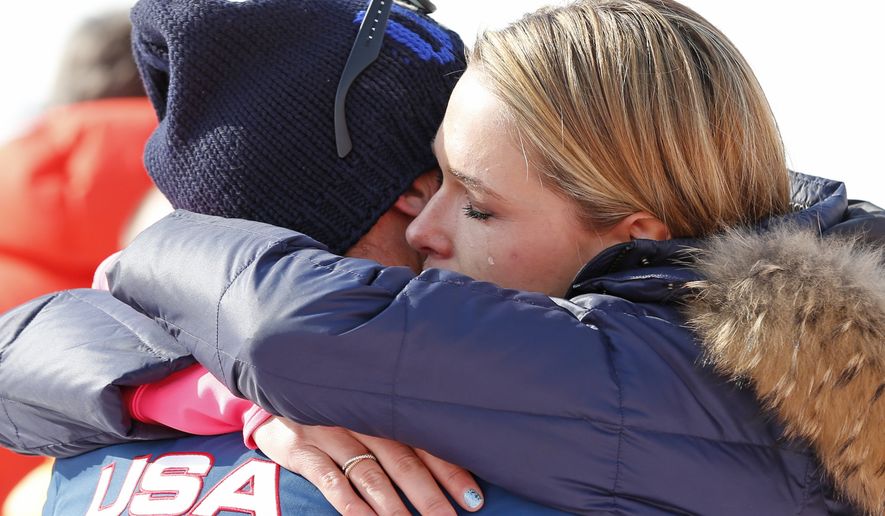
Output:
[471, 0, 789, 237]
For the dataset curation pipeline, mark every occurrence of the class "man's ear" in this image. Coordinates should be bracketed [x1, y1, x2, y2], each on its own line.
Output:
[606, 212, 671, 242]
[392, 169, 440, 218]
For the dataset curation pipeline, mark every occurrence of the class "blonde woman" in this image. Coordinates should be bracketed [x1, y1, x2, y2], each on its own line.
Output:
[2, 0, 882, 514]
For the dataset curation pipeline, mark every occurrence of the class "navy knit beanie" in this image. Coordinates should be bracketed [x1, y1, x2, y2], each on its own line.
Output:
[130, 0, 465, 254]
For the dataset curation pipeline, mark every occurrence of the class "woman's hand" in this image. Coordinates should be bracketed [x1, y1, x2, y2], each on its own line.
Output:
[253, 416, 484, 515]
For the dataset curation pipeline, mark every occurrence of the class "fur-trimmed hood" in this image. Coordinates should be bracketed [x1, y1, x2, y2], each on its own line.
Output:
[685, 223, 885, 514]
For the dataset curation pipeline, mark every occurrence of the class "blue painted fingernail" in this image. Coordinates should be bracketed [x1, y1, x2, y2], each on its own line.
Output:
[464, 488, 483, 509]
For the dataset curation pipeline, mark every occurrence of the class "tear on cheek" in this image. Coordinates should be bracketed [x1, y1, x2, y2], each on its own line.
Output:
[487, 256, 495, 266]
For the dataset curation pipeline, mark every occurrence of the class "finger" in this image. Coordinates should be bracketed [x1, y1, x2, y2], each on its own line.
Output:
[309, 429, 411, 516]
[355, 434, 455, 516]
[415, 449, 484, 512]
[254, 421, 378, 515]
[344, 457, 413, 516]
[295, 446, 377, 516]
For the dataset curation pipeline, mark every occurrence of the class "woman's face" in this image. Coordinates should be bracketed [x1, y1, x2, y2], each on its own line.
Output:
[406, 70, 622, 297]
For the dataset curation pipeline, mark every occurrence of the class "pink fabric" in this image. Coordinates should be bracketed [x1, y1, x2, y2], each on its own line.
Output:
[126, 365, 261, 438]
[242, 405, 274, 450]
[91, 251, 122, 290]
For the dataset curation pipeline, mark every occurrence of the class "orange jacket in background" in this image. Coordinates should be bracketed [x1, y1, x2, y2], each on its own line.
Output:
[0, 96, 157, 312]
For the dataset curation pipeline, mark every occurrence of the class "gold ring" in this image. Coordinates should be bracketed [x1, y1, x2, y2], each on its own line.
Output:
[341, 453, 378, 479]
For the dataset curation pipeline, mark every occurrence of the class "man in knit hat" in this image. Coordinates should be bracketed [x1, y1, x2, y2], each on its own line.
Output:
[0, 0, 564, 514]
[135, 0, 459, 259]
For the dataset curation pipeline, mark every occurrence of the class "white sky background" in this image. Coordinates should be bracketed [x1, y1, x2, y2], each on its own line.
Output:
[1, 0, 882, 205]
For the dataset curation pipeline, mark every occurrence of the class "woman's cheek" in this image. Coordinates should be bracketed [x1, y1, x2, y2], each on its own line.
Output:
[481, 232, 524, 286]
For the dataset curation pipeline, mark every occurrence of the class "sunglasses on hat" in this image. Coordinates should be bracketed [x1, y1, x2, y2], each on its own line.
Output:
[334, 0, 437, 158]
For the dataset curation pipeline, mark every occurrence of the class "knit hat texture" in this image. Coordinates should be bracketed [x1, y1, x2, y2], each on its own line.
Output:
[131, 0, 465, 253]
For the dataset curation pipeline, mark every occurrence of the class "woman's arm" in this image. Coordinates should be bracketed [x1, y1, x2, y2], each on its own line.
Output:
[109, 211, 622, 512]
[131, 356, 487, 514]
[0, 289, 193, 457]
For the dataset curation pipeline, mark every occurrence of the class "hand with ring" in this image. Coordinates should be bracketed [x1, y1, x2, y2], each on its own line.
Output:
[253, 416, 485, 515]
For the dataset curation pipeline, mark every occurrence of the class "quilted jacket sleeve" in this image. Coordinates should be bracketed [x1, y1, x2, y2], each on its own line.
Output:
[0, 289, 194, 457]
[109, 211, 623, 511]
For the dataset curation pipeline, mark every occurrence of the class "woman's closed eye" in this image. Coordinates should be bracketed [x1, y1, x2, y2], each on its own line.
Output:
[462, 201, 492, 221]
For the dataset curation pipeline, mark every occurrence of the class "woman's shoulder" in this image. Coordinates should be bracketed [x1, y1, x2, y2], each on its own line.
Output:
[683, 221, 884, 513]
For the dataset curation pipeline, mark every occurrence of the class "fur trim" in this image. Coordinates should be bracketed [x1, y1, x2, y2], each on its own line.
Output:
[684, 224, 885, 515]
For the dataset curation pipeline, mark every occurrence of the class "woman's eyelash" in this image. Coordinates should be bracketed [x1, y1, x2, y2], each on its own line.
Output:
[462, 202, 491, 220]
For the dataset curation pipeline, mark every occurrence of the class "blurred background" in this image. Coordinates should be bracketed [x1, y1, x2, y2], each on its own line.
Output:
[0, 1, 882, 514]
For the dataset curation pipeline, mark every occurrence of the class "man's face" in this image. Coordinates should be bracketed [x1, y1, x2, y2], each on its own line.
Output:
[343, 170, 441, 273]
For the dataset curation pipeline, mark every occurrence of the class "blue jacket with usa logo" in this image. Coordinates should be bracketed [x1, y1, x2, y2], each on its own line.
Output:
[46, 433, 560, 515]
[2, 172, 883, 514]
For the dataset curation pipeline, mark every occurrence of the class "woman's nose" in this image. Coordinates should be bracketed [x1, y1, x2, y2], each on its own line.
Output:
[406, 196, 453, 260]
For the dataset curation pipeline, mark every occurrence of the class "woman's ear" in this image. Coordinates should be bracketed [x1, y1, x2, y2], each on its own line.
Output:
[608, 212, 671, 242]
[392, 169, 440, 218]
